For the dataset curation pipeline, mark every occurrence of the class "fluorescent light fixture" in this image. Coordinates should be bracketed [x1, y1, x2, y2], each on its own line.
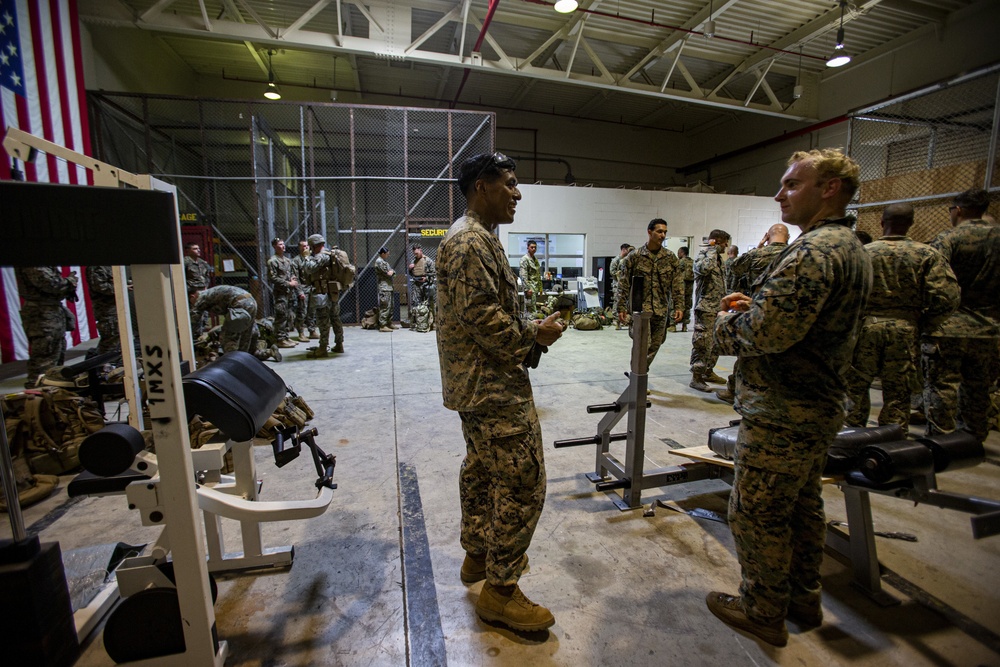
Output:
[553, 0, 578, 13]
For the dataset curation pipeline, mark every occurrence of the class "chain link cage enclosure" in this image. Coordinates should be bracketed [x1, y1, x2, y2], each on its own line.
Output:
[848, 65, 1000, 242]
[87, 93, 495, 324]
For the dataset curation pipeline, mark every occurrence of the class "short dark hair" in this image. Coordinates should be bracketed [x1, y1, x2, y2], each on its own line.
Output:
[953, 188, 989, 216]
[457, 152, 518, 197]
[184, 242, 199, 250]
[678, 246, 689, 255]
[271, 237, 282, 247]
[855, 230, 873, 245]
[378, 246, 389, 255]
[648, 218, 667, 232]
[620, 243, 630, 250]
[412, 243, 422, 251]
[709, 229, 731, 243]
[527, 240, 537, 247]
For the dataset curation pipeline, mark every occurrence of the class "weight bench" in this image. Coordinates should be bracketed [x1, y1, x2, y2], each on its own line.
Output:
[674, 428, 1000, 606]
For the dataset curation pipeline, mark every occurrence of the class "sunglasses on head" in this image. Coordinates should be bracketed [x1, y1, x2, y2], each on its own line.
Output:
[472, 152, 516, 184]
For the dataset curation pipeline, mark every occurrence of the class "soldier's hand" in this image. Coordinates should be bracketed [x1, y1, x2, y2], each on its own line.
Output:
[289, 278, 298, 287]
[672, 309, 683, 324]
[720, 292, 751, 313]
[619, 311, 628, 324]
[535, 311, 564, 346]
[67, 272, 79, 287]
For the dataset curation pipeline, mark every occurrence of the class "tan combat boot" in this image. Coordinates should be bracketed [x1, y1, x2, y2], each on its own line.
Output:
[476, 583, 554, 632]
[332, 343, 344, 353]
[706, 592, 788, 647]
[278, 339, 298, 348]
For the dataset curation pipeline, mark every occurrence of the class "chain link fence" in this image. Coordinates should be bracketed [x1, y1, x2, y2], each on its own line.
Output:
[88, 93, 495, 324]
[848, 65, 1000, 242]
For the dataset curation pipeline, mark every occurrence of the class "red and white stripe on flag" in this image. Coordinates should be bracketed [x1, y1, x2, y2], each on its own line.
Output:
[0, 0, 95, 363]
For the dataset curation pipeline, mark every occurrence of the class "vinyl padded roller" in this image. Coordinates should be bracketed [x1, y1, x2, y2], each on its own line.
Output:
[78, 423, 146, 478]
[859, 440, 935, 484]
[916, 431, 984, 473]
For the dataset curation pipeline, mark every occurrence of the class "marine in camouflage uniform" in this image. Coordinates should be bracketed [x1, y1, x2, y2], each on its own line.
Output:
[437, 153, 564, 632]
[85, 265, 120, 359]
[845, 205, 959, 429]
[266, 239, 299, 346]
[677, 246, 695, 332]
[291, 241, 317, 340]
[708, 149, 872, 646]
[184, 242, 212, 336]
[722, 245, 739, 291]
[922, 188, 1000, 444]
[519, 241, 544, 314]
[190, 285, 258, 354]
[617, 219, 684, 368]
[408, 245, 437, 328]
[375, 247, 397, 331]
[16, 267, 78, 388]
[302, 234, 345, 356]
[690, 230, 731, 390]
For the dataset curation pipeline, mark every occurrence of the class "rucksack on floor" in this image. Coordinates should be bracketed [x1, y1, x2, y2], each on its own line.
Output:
[2, 387, 106, 476]
[361, 308, 379, 330]
[412, 303, 432, 333]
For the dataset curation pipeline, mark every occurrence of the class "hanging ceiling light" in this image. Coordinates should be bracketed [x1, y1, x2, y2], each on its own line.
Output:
[704, 0, 716, 38]
[553, 0, 578, 14]
[264, 49, 282, 100]
[826, 0, 852, 68]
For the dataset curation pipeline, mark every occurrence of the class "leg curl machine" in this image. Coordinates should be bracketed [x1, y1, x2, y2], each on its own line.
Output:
[69, 351, 336, 662]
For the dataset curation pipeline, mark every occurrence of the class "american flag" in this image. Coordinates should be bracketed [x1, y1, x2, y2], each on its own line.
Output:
[0, 0, 95, 364]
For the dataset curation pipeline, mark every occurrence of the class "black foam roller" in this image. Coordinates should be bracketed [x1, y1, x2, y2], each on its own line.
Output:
[916, 431, 984, 472]
[859, 440, 934, 484]
[78, 423, 146, 477]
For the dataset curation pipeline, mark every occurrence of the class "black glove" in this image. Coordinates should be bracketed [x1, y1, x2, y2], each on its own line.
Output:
[523, 342, 548, 369]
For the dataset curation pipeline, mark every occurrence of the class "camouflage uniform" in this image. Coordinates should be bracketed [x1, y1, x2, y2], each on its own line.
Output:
[609, 254, 624, 314]
[722, 242, 789, 396]
[409, 254, 437, 323]
[303, 249, 345, 353]
[678, 255, 695, 329]
[728, 242, 788, 296]
[184, 255, 212, 336]
[375, 256, 395, 328]
[691, 246, 727, 381]
[191, 285, 258, 354]
[519, 252, 543, 313]
[714, 217, 872, 623]
[292, 249, 316, 337]
[16, 267, 77, 387]
[845, 236, 959, 429]
[617, 245, 684, 367]
[923, 219, 1000, 443]
[85, 265, 120, 358]
[723, 255, 738, 292]
[266, 253, 297, 342]
[436, 210, 543, 587]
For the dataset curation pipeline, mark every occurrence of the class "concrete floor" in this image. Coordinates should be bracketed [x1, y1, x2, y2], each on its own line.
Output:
[2, 325, 999, 667]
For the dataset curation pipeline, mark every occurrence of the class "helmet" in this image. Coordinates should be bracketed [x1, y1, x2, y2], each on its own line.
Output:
[307, 234, 326, 246]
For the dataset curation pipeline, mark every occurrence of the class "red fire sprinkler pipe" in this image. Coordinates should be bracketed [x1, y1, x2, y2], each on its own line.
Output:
[451, 0, 502, 109]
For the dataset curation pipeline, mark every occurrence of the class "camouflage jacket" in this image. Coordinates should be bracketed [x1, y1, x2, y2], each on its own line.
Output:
[722, 256, 737, 292]
[302, 248, 344, 295]
[192, 285, 256, 318]
[436, 210, 537, 412]
[678, 256, 695, 283]
[184, 256, 212, 292]
[617, 244, 683, 317]
[266, 254, 296, 293]
[694, 246, 727, 313]
[375, 257, 394, 291]
[609, 255, 623, 289]
[865, 235, 959, 331]
[409, 256, 437, 285]
[728, 242, 788, 296]
[714, 217, 872, 438]
[86, 265, 116, 306]
[292, 252, 312, 294]
[519, 253, 543, 293]
[928, 219, 1000, 338]
[16, 267, 75, 306]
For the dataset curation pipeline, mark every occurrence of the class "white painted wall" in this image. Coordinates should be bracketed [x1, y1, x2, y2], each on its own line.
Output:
[499, 184, 782, 276]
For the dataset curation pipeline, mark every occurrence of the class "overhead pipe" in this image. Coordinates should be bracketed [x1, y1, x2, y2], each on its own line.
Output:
[681, 114, 848, 175]
[451, 0, 502, 109]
